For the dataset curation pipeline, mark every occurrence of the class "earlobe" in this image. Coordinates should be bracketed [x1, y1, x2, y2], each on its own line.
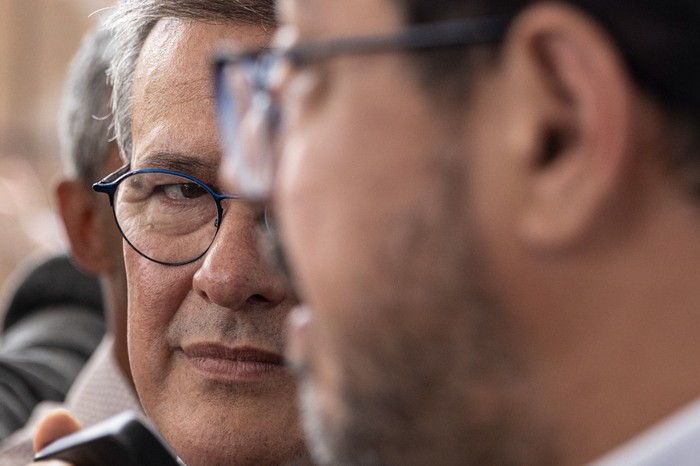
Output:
[506, 3, 635, 250]
[55, 179, 111, 274]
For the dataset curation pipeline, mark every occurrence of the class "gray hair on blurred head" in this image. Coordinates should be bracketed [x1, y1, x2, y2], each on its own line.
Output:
[58, 26, 115, 186]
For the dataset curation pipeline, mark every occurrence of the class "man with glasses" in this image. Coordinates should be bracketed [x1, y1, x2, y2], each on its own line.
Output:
[33, 1, 309, 465]
[217, 0, 700, 464]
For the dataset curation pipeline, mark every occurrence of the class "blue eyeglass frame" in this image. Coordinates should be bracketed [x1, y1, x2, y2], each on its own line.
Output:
[92, 164, 240, 266]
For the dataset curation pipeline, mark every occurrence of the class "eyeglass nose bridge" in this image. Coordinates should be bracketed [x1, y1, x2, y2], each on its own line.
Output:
[211, 194, 269, 232]
[212, 193, 240, 229]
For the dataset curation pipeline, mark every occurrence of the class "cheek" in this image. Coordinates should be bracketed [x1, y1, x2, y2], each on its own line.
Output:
[278, 70, 445, 357]
[279, 116, 422, 306]
[278, 142, 360, 319]
[124, 248, 191, 369]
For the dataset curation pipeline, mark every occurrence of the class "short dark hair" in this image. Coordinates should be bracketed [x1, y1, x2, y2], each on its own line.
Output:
[397, 0, 700, 113]
[394, 0, 700, 192]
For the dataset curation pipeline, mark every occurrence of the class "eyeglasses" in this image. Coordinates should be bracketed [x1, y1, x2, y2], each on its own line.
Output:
[93, 165, 240, 266]
[213, 16, 510, 201]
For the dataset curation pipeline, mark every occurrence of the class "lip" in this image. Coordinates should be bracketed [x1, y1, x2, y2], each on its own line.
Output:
[181, 343, 286, 381]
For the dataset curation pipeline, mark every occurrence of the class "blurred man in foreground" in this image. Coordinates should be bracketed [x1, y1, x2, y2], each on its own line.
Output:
[216, 0, 700, 464]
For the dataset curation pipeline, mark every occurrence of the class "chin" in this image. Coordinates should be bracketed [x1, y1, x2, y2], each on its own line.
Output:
[299, 378, 382, 466]
[300, 380, 343, 466]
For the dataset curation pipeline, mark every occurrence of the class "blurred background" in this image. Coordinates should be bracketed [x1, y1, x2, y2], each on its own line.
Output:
[0, 0, 113, 303]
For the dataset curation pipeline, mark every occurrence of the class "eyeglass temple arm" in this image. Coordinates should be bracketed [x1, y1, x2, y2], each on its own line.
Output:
[92, 163, 131, 201]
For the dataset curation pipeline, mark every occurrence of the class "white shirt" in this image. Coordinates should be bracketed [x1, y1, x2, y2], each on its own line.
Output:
[590, 397, 700, 466]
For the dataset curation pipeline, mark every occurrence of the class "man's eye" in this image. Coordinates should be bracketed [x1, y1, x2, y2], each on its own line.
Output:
[162, 183, 206, 200]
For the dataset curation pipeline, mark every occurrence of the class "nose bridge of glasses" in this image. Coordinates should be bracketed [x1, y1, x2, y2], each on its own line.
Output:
[207, 200, 267, 267]
[215, 195, 262, 226]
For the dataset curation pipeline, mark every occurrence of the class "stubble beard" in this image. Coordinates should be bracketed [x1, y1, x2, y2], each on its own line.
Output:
[296, 148, 559, 466]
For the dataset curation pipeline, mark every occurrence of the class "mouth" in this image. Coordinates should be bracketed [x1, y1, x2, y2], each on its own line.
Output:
[181, 343, 286, 381]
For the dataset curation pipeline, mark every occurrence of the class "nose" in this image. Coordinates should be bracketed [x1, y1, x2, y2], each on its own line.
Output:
[192, 201, 289, 310]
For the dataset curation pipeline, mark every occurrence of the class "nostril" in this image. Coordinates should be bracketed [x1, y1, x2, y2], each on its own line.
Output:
[248, 293, 270, 304]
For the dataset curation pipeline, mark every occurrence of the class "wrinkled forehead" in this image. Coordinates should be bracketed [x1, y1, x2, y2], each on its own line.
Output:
[133, 18, 271, 108]
[276, 0, 404, 41]
[130, 18, 273, 170]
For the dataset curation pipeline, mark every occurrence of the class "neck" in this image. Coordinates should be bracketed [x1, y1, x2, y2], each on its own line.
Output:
[526, 181, 700, 465]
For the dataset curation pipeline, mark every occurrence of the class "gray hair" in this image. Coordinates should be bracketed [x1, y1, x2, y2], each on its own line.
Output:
[105, 0, 275, 162]
[58, 27, 115, 186]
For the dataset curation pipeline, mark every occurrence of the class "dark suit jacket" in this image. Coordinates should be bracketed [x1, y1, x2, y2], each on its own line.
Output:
[0, 255, 105, 440]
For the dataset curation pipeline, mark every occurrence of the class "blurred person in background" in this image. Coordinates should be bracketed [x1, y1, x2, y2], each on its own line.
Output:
[0, 26, 140, 465]
[0, 0, 114, 292]
[0, 256, 104, 442]
[216, 0, 700, 464]
[0, 156, 63, 288]
[32, 1, 309, 465]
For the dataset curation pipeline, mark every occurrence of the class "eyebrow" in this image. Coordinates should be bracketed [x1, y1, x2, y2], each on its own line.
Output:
[135, 151, 218, 176]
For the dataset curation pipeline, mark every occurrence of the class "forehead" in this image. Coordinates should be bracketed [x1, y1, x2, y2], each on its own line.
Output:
[131, 18, 272, 172]
[277, 0, 403, 40]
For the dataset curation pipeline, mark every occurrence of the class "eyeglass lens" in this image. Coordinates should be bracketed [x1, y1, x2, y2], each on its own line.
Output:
[113, 171, 220, 265]
[217, 56, 280, 201]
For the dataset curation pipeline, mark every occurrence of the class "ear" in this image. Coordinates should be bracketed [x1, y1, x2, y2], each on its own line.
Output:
[55, 179, 112, 274]
[503, 3, 635, 249]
